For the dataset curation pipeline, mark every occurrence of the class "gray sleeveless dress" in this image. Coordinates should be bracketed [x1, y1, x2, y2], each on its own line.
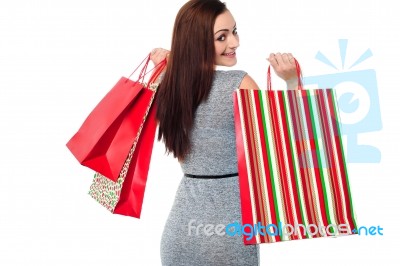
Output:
[160, 70, 260, 266]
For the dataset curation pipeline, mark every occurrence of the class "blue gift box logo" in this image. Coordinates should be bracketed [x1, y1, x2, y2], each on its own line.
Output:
[302, 39, 382, 163]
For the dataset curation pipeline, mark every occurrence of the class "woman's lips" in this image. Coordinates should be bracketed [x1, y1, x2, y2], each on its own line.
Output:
[223, 52, 236, 57]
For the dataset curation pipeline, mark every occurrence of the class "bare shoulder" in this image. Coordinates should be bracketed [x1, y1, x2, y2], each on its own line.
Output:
[239, 74, 260, 90]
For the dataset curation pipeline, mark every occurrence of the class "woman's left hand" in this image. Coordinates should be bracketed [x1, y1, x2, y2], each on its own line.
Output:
[268, 52, 300, 90]
[268, 53, 298, 81]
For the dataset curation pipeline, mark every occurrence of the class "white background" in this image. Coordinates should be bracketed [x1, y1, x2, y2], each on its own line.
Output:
[1, 0, 399, 265]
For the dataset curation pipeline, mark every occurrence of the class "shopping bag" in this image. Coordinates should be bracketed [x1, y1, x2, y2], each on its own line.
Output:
[88, 94, 159, 218]
[233, 60, 358, 244]
[66, 54, 165, 182]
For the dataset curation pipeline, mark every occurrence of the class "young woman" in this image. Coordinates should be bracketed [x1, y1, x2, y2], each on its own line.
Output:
[150, 0, 298, 265]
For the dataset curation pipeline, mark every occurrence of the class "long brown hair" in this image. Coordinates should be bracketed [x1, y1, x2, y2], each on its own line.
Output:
[156, 0, 227, 161]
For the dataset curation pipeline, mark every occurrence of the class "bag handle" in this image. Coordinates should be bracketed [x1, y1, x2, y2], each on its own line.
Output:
[267, 58, 303, 90]
[148, 58, 167, 82]
[125, 53, 167, 84]
[126, 53, 151, 83]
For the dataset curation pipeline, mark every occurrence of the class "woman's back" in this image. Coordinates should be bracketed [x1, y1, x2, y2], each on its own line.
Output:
[160, 69, 260, 266]
[181, 70, 246, 175]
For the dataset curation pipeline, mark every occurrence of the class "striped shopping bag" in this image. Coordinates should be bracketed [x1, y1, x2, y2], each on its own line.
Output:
[233, 60, 358, 244]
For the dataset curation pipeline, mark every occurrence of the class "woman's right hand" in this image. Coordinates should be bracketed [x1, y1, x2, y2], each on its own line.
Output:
[150, 48, 170, 66]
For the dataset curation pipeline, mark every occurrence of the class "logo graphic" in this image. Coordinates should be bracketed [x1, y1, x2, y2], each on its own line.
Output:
[187, 220, 383, 238]
[302, 39, 382, 163]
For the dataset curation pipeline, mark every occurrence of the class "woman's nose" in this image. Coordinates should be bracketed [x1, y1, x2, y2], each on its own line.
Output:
[229, 35, 240, 49]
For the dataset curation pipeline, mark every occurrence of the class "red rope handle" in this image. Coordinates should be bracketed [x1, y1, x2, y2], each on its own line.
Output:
[126, 53, 151, 83]
[147, 58, 167, 85]
[125, 53, 167, 85]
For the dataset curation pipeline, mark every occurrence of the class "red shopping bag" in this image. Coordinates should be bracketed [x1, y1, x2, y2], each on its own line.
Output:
[66, 54, 165, 182]
[233, 60, 358, 244]
[88, 97, 159, 218]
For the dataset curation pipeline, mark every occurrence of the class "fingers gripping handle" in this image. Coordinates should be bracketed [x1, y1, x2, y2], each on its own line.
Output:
[267, 58, 303, 91]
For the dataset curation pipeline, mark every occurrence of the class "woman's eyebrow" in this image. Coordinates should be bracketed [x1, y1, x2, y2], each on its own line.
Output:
[214, 23, 236, 35]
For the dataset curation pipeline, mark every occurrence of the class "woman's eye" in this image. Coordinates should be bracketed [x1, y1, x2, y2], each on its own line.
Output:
[233, 28, 238, 35]
[217, 35, 226, 41]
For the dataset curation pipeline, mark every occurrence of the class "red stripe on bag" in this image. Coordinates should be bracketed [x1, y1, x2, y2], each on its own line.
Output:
[277, 91, 304, 240]
[266, 90, 288, 240]
[253, 90, 276, 243]
[281, 90, 304, 239]
[246, 90, 265, 242]
[242, 90, 263, 243]
[297, 90, 321, 237]
[243, 90, 265, 240]
[316, 90, 345, 226]
[258, 90, 281, 242]
[325, 90, 357, 230]
[303, 90, 330, 234]
[299, 89, 320, 231]
[272, 90, 298, 239]
[234, 91, 256, 244]
[287, 90, 317, 231]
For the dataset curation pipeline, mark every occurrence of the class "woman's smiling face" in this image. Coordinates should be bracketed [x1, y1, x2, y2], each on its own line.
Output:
[213, 10, 239, 67]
